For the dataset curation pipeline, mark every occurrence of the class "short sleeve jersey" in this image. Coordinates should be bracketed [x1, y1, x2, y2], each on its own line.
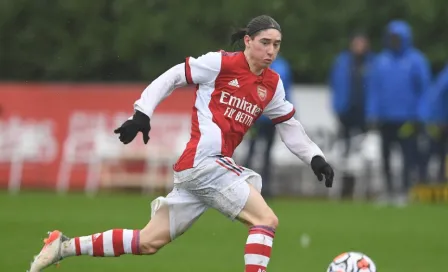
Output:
[174, 51, 295, 171]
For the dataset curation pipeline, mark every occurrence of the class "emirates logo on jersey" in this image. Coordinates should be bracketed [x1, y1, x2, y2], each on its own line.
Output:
[220, 91, 262, 127]
[257, 86, 267, 101]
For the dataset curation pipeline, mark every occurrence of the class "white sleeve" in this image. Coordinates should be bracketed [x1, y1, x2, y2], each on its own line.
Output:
[263, 79, 296, 124]
[133, 63, 188, 118]
[276, 117, 325, 165]
[185, 51, 221, 85]
[133, 51, 221, 118]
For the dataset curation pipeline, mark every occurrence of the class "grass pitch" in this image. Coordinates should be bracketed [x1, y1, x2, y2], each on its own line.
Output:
[1, 191, 447, 271]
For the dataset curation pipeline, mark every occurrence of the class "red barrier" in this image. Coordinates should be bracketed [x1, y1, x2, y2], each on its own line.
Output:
[0, 83, 195, 190]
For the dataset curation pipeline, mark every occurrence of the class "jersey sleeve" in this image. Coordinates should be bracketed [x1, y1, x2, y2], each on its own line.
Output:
[185, 51, 222, 85]
[276, 117, 325, 164]
[134, 63, 188, 118]
[263, 78, 296, 124]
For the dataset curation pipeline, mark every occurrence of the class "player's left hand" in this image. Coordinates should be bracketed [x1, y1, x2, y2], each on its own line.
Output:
[310, 156, 334, 188]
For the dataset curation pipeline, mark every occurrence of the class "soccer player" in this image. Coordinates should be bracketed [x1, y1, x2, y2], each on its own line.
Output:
[28, 15, 334, 272]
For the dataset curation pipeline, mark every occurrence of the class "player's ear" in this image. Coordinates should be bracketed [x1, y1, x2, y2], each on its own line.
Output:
[243, 35, 251, 48]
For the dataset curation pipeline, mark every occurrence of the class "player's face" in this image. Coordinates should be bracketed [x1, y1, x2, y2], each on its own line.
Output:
[245, 29, 282, 68]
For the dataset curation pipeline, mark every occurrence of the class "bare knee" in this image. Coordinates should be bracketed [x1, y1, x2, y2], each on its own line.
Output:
[257, 212, 279, 229]
[243, 208, 279, 229]
[268, 213, 279, 229]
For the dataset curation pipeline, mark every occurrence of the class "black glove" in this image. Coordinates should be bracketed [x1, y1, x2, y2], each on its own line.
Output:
[310, 156, 334, 188]
[114, 110, 151, 144]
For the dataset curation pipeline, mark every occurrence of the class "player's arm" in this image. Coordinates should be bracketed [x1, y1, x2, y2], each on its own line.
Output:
[135, 51, 221, 118]
[263, 79, 323, 164]
[133, 63, 188, 119]
[263, 79, 334, 187]
[115, 52, 221, 145]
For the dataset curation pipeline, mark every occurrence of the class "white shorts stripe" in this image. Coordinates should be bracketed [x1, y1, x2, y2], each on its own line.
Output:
[123, 229, 134, 254]
[244, 254, 270, 267]
[102, 230, 115, 256]
[246, 233, 273, 247]
[79, 236, 93, 255]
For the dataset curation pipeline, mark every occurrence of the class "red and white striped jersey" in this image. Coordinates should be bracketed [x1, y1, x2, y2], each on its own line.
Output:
[134, 50, 324, 172]
[174, 51, 295, 171]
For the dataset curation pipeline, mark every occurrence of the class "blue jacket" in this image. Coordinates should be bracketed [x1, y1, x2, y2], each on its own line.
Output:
[366, 20, 431, 122]
[423, 64, 448, 123]
[258, 55, 293, 124]
[330, 50, 375, 115]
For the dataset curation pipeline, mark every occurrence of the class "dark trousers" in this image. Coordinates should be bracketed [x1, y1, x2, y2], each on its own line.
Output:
[420, 130, 447, 183]
[244, 122, 276, 197]
[379, 122, 420, 194]
[338, 111, 366, 156]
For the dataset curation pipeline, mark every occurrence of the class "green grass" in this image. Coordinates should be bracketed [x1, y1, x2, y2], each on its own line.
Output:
[0, 191, 447, 271]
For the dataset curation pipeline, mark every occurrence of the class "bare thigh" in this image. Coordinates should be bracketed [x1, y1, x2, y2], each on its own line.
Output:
[237, 184, 279, 228]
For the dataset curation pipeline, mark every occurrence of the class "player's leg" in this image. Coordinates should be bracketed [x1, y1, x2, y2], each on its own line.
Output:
[178, 157, 277, 272]
[60, 197, 172, 258]
[222, 178, 278, 272]
[140, 188, 208, 253]
[28, 187, 207, 271]
[237, 183, 278, 228]
[138, 202, 171, 254]
[28, 225, 147, 271]
[237, 181, 278, 272]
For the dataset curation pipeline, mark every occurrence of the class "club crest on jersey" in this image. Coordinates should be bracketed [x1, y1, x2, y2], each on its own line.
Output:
[257, 86, 267, 101]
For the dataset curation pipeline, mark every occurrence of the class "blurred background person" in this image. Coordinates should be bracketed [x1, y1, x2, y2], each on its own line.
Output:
[366, 20, 431, 204]
[330, 31, 374, 157]
[243, 54, 293, 198]
[419, 63, 448, 183]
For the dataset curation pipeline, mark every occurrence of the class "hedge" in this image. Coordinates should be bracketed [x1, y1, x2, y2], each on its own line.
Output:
[1, 0, 447, 82]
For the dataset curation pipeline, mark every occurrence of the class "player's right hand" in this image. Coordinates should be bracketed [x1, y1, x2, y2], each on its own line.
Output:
[114, 110, 151, 144]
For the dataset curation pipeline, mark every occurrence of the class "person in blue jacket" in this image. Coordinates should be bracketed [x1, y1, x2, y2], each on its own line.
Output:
[366, 20, 431, 198]
[243, 54, 293, 198]
[419, 64, 448, 182]
[330, 31, 374, 156]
